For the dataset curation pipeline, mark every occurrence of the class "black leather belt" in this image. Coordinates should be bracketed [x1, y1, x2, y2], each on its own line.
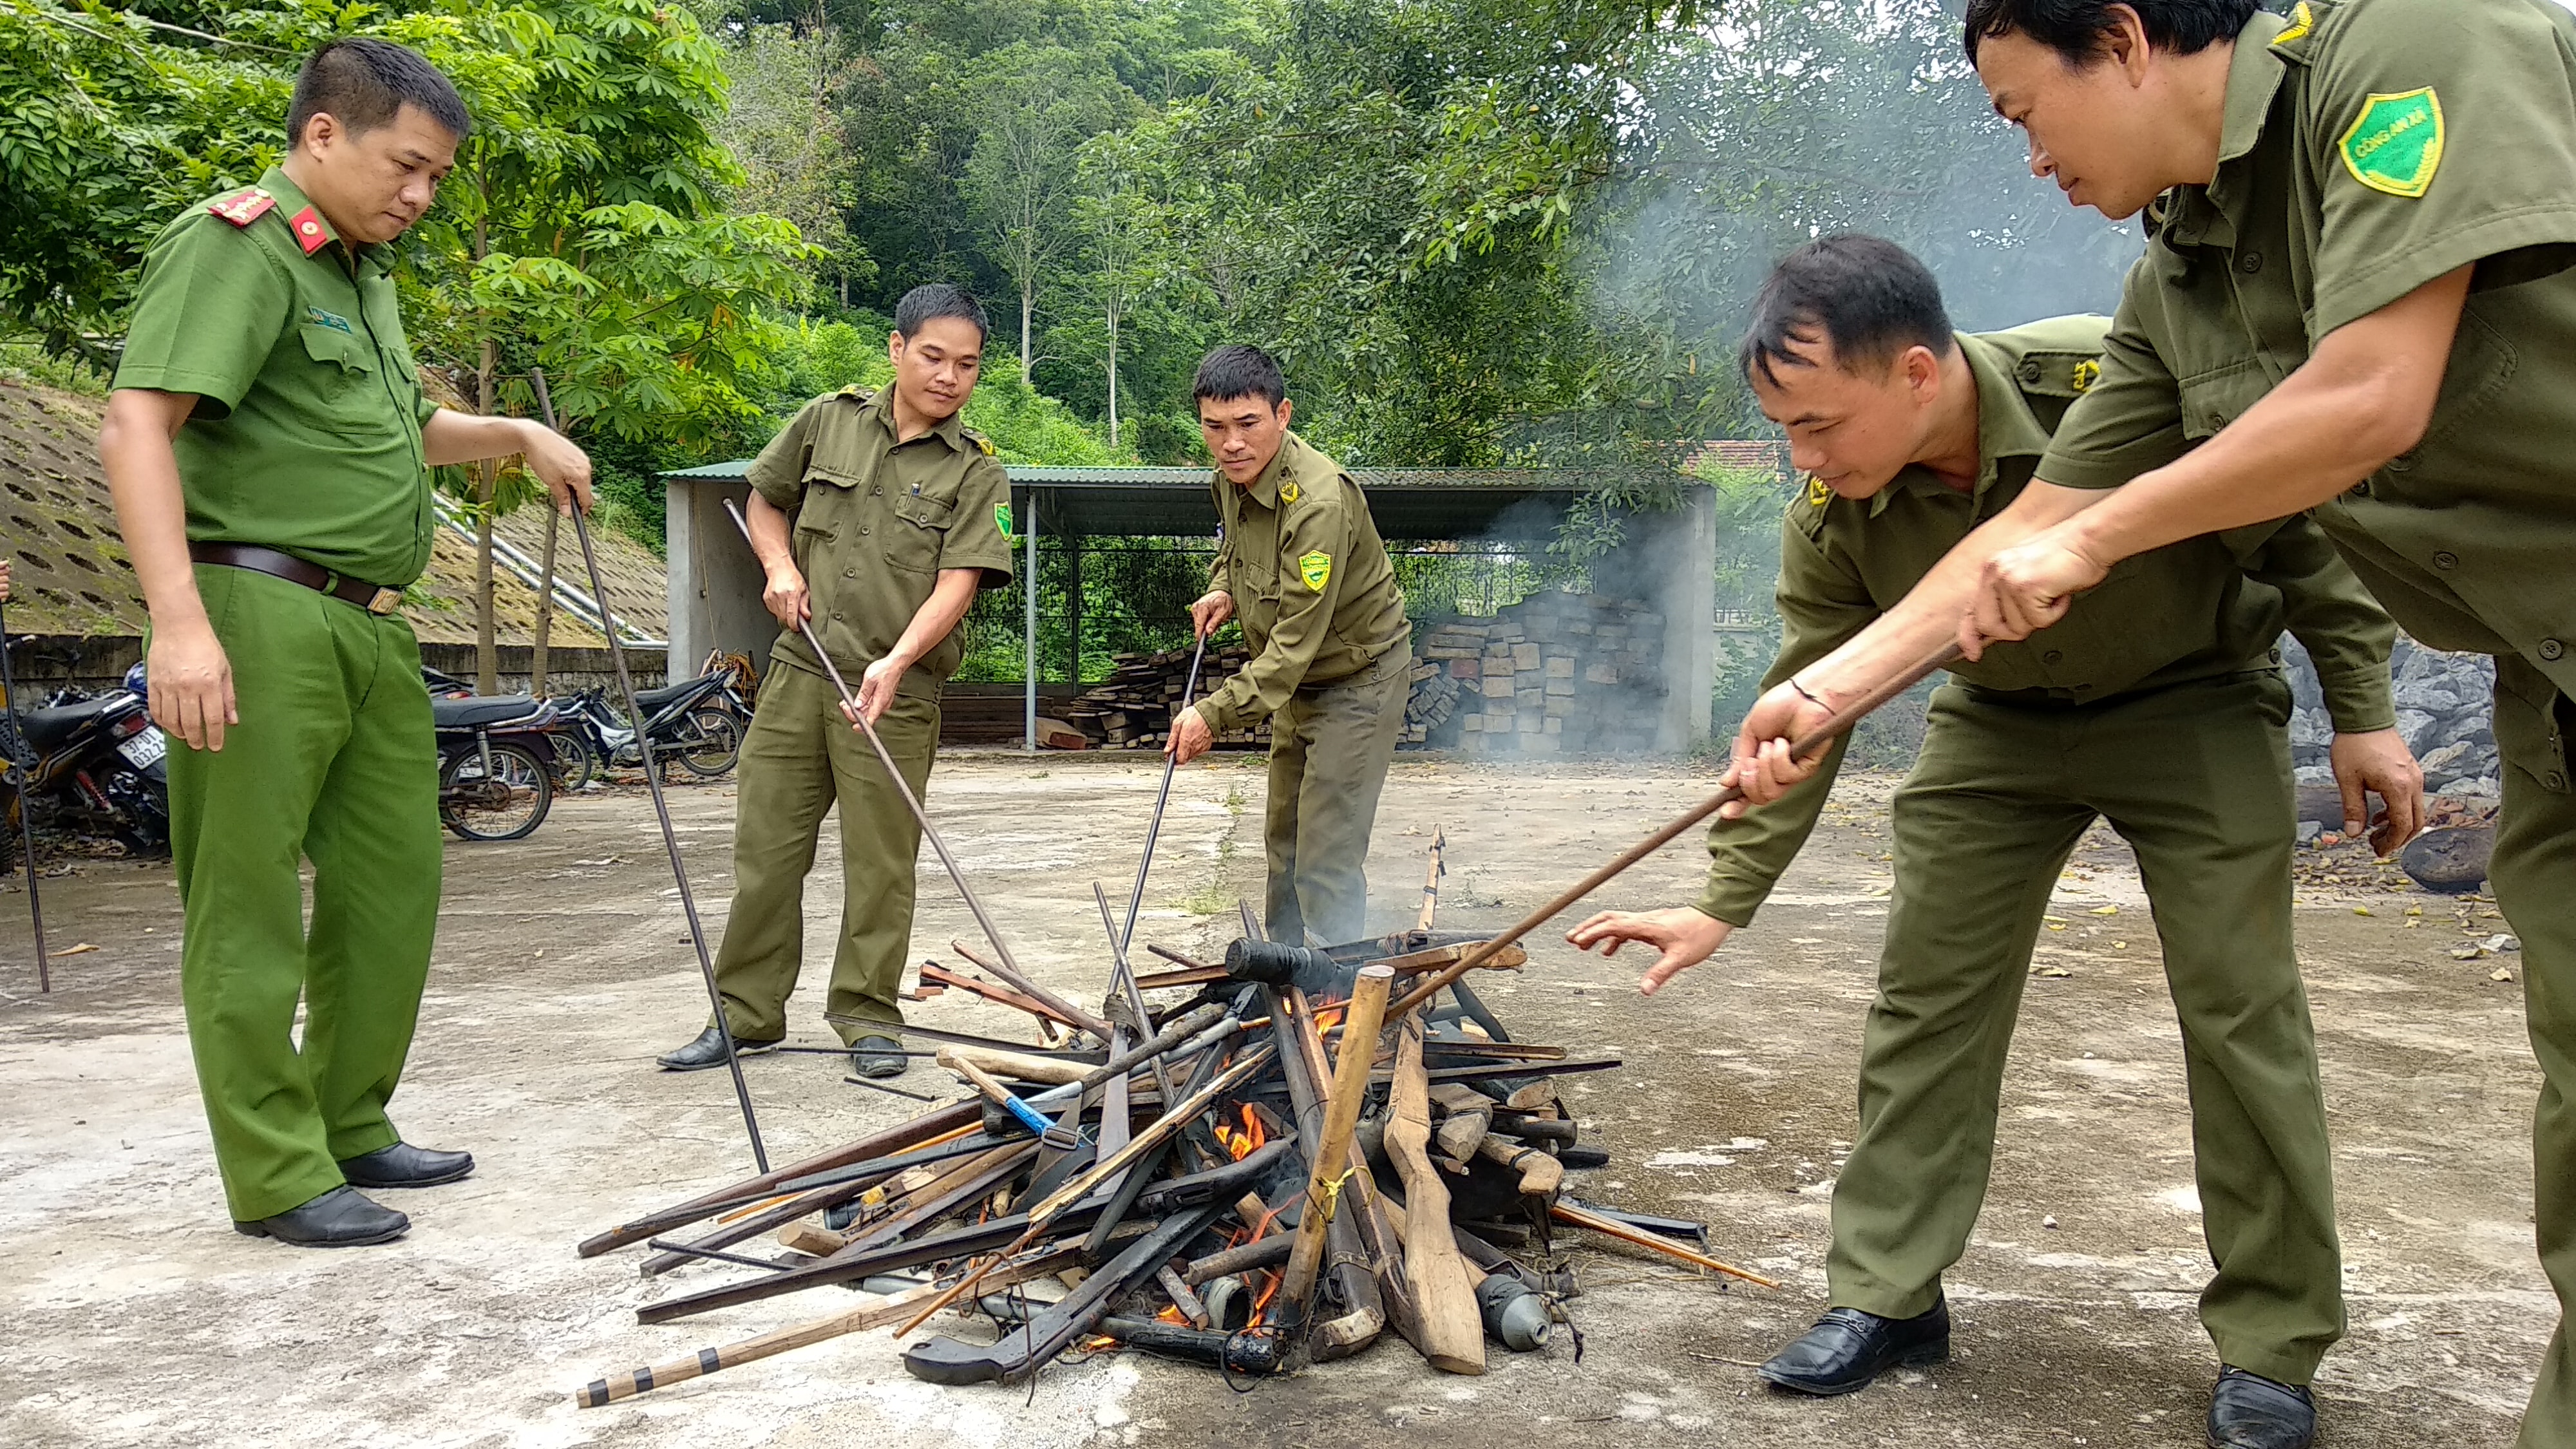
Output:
[189, 542, 402, 614]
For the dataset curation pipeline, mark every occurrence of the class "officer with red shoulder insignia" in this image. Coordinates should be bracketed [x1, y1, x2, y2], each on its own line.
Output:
[97, 39, 592, 1247]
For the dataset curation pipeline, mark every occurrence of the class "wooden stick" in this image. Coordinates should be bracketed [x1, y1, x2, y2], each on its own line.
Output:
[1549, 1200, 1778, 1288]
[1279, 965, 1394, 1314]
[949, 939, 1113, 1041]
[1475, 1136, 1564, 1195]
[936, 1043, 1092, 1087]
[573, 1246, 1081, 1406]
[1384, 1012, 1484, 1374]
[918, 961, 1086, 1035]
[1387, 642, 1962, 1019]
[1416, 826, 1446, 933]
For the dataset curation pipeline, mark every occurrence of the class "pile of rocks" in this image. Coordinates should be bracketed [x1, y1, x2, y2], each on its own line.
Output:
[2283, 637, 2499, 796]
[1417, 589, 1670, 755]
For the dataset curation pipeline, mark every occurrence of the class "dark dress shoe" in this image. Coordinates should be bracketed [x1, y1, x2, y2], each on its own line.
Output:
[2208, 1367, 2316, 1449]
[657, 1026, 781, 1072]
[234, 1186, 410, 1247]
[339, 1141, 475, 1189]
[1757, 1296, 1951, 1396]
[851, 1035, 906, 1079]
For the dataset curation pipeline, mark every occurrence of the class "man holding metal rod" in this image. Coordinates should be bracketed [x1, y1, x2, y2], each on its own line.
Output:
[1727, 4, 2576, 1443]
[1169, 345, 1412, 946]
[1569, 236, 2418, 1446]
[95, 40, 592, 1248]
[658, 285, 1015, 1082]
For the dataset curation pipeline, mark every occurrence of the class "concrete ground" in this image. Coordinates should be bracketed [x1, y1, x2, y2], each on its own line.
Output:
[0, 752, 2553, 1448]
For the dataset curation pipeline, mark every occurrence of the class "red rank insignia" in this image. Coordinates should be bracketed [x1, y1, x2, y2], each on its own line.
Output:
[205, 187, 276, 228]
[287, 207, 330, 255]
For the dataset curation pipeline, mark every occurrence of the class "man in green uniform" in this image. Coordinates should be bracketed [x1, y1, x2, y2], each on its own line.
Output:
[1723, 4, 2576, 1444]
[97, 40, 592, 1247]
[658, 285, 1015, 1080]
[1167, 345, 1412, 946]
[1569, 237, 2416, 1445]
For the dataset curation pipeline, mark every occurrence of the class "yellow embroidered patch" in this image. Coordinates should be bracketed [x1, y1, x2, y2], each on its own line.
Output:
[2338, 88, 2444, 199]
[1280, 480, 1301, 504]
[1804, 477, 1832, 507]
[1298, 549, 1332, 592]
[2071, 359, 2101, 393]
[2273, 1, 2312, 45]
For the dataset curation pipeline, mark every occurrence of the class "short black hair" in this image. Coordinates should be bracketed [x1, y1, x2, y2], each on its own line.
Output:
[1193, 345, 1286, 409]
[1739, 235, 1956, 389]
[893, 283, 990, 345]
[288, 39, 471, 147]
[1962, 0, 2260, 65]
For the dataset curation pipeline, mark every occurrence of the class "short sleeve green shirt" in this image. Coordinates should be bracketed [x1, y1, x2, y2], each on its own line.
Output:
[111, 167, 438, 588]
[1195, 432, 1411, 734]
[746, 386, 1016, 699]
[1697, 318, 2396, 927]
[2040, 0, 2576, 697]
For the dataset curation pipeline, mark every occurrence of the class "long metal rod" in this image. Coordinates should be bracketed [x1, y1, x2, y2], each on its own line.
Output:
[1022, 488, 1037, 755]
[720, 498, 1043, 1015]
[1119, 632, 1205, 951]
[0, 602, 46, 991]
[1388, 641, 1964, 1018]
[535, 370, 767, 1174]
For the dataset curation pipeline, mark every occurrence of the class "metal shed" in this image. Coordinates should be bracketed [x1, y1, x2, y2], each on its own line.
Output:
[661, 462, 1718, 752]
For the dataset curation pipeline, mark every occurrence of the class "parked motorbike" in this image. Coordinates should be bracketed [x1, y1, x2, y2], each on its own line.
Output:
[556, 666, 746, 784]
[0, 653, 170, 860]
[434, 694, 560, 842]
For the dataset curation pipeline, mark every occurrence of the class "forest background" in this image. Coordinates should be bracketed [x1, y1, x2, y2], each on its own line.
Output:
[0, 0, 2141, 710]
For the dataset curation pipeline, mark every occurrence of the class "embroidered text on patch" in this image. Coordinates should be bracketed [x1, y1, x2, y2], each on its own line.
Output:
[1298, 549, 1332, 592]
[2338, 89, 2444, 199]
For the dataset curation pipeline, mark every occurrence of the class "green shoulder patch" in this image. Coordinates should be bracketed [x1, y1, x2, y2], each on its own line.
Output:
[994, 501, 1013, 537]
[2338, 88, 2443, 198]
[1298, 549, 1332, 592]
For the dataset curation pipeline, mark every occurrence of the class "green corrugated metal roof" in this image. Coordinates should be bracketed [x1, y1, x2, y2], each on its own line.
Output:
[663, 462, 1698, 542]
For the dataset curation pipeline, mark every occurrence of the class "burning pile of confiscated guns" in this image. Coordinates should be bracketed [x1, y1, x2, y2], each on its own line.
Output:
[570, 853, 1776, 1404]
[565, 620, 1950, 1405]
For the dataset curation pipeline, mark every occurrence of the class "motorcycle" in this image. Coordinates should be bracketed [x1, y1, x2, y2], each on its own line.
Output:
[434, 694, 561, 842]
[0, 654, 171, 860]
[554, 663, 747, 785]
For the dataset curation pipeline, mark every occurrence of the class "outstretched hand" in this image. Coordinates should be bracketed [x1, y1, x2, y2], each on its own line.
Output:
[1566, 905, 1734, 996]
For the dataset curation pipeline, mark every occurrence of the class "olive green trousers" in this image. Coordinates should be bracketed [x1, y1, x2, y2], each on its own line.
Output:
[168, 565, 442, 1222]
[2490, 656, 2576, 1449]
[1264, 648, 1410, 946]
[1828, 671, 2344, 1386]
[710, 660, 936, 1046]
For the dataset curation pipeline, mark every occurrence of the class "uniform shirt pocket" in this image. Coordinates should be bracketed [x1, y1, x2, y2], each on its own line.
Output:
[886, 486, 956, 574]
[2174, 357, 2273, 442]
[297, 321, 379, 415]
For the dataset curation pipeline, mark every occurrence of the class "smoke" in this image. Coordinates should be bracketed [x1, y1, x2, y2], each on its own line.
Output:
[1589, 0, 2141, 428]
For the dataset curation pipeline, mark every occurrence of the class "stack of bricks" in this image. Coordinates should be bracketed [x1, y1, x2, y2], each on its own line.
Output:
[1419, 589, 1668, 755]
[1059, 645, 1267, 750]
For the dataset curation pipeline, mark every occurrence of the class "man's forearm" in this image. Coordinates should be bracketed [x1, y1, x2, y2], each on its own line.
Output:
[746, 492, 798, 574]
[887, 569, 980, 667]
[2058, 265, 2472, 574]
[422, 409, 540, 467]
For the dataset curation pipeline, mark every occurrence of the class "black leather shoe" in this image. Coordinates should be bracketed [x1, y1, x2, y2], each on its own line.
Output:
[338, 1141, 475, 1189]
[1757, 1296, 1951, 1396]
[234, 1186, 410, 1247]
[851, 1035, 906, 1079]
[2208, 1367, 2316, 1448]
[657, 1026, 781, 1072]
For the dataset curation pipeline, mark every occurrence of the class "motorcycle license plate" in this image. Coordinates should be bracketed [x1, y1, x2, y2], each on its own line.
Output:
[118, 729, 167, 768]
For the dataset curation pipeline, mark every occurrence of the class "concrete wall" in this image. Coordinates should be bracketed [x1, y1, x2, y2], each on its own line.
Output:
[1600, 488, 1719, 751]
[665, 477, 779, 684]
